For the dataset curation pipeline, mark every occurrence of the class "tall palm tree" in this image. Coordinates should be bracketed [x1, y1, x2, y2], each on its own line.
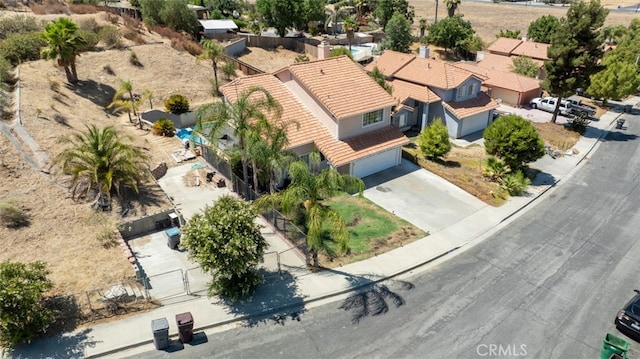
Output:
[255, 159, 364, 268]
[54, 125, 148, 210]
[198, 39, 225, 96]
[419, 18, 428, 39]
[195, 86, 282, 194]
[40, 18, 85, 84]
[343, 17, 357, 52]
[444, 0, 461, 17]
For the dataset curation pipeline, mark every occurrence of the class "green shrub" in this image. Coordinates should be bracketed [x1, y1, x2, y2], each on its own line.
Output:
[567, 111, 590, 134]
[500, 170, 531, 196]
[483, 114, 545, 171]
[164, 94, 189, 115]
[77, 28, 99, 52]
[79, 17, 100, 32]
[152, 118, 176, 136]
[98, 24, 122, 49]
[0, 15, 43, 40]
[330, 47, 353, 60]
[129, 50, 142, 67]
[294, 54, 310, 63]
[222, 61, 236, 80]
[418, 119, 451, 160]
[0, 201, 28, 228]
[0, 31, 46, 65]
[0, 57, 14, 84]
[482, 156, 509, 182]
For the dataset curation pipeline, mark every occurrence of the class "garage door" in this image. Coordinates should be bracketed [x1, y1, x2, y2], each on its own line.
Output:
[352, 147, 399, 178]
[460, 114, 489, 137]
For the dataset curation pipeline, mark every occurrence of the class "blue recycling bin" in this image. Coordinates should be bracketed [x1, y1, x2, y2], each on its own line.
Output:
[165, 227, 180, 249]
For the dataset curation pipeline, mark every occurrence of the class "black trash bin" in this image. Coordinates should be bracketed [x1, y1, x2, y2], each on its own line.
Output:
[176, 312, 194, 343]
[165, 227, 180, 250]
[151, 317, 169, 350]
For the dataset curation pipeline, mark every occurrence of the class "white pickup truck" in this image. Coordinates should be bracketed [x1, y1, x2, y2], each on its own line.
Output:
[530, 97, 572, 116]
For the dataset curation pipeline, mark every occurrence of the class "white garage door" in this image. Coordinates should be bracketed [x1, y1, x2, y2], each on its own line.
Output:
[460, 114, 488, 137]
[352, 147, 399, 178]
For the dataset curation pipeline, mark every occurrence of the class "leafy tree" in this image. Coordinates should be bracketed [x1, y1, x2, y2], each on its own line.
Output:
[369, 66, 392, 94]
[0, 261, 53, 347]
[418, 119, 451, 160]
[255, 159, 364, 268]
[427, 15, 474, 54]
[198, 39, 225, 95]
[195, 86, 282, 194]
[496, 29, 521, 39]
[40, 18, 86, 84]
[600, 24, 626, 45]
[374, 0, 414, 30]
[222, 61, 237, 81]
[209, 0, 244, 17]
[380, 12, 412, 53]
[54, 125, 149, 209]
[588, 54, 640, 101]
[483, 114, 545, 171]
[543, 0, 607, 123]
[160, 0, 199, 33]
[444, 0, 460, 17]
[139, 0, 164, 26]
[527, 15, 561, 44]
[255, 0, 301, 37]
[511, 56, 539, 78]
[344, 17, 357, 52]
[330, 46, 354, 59]
[180, 195, 267, 301]
[0, 32, 46, 65]
[298, 0, 327, 30]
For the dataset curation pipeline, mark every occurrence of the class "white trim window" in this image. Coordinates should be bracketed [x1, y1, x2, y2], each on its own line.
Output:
[456, 83, 478, 99]
[398, 113, 408, 128]
[362, 109, 384, 127]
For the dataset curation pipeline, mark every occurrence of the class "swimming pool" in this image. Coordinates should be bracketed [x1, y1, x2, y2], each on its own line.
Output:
[175, 127, 206, 146]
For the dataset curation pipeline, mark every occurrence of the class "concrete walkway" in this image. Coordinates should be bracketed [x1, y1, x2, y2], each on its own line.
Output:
[8, 103, 631, 359]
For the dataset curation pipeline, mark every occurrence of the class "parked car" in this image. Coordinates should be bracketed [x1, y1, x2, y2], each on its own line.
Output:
[530, 97, 572, 116]
[566, 97, 597, 117]
[615, 289, 640, 337]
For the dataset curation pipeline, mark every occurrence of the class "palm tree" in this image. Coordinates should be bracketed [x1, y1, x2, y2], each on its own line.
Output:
[198, 39, 225, 96]
[419, 18, 428, 39]
[108, 79, 151, 128]
[195, 86, 282, 195]
[343, 17, 357, 52]
[255, 159, 364, 268]
[444, 0, 461, 17]
[40, 18, 85, 84]
[54, 125, 148, 210]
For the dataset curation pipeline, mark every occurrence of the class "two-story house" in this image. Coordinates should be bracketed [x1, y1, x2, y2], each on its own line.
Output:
[365, 49, 499, 138]
[219, 56, 408, 179]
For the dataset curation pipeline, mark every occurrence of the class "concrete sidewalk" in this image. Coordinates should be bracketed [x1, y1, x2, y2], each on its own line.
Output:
[8, 106, 628, 359]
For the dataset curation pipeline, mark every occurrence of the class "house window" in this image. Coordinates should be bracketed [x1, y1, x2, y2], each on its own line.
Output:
[456, 83, 478, 99]
[363, 109, 384, 127]
[398, 113, 408, 128]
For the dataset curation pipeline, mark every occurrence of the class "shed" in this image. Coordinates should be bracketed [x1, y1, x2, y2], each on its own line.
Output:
[198, 19, 238, 36]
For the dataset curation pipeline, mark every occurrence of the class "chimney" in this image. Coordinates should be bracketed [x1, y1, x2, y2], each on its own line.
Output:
[318, 41, 330, 60]
[419, 45, 430, 59]
[521, 36, 528, 42]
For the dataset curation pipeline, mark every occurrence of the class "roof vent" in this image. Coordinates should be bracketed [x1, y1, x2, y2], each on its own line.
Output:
[320, 69, 325, 75]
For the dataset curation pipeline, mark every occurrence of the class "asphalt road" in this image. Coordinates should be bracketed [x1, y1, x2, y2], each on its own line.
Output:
[131, 113, 640, 358]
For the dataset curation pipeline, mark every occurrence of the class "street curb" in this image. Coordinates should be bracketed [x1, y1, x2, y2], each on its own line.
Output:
[88, 111, 623, 358]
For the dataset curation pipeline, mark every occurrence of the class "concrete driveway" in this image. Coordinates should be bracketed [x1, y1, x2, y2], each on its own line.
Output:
[362, 160, 487, 234]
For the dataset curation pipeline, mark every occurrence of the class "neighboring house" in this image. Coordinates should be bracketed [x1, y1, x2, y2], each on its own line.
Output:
[480, 37, 549, 80]
[219, 56, 408, 179]
[453, 62, 542, 107]
[188, 4, 209, 20]
[365, 49, 499, 138]
[198, 20, 238, 37]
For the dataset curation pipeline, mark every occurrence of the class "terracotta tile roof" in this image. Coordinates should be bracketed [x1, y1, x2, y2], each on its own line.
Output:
[393, 56, 479, 89]
[221, 75, 331, 150]
[220, 68, 408, 168]
[286, 56, 397, 119]
[364, 50, 415, 77]
[487, 37, 523, 55]
[476, 53, 515, 72]
[316, 126, 408, 167]
[511, 41, 549, 60]
[388, 79, 441, 104]
[443, 92, 499, 119]
[453, 62, 540, 92]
